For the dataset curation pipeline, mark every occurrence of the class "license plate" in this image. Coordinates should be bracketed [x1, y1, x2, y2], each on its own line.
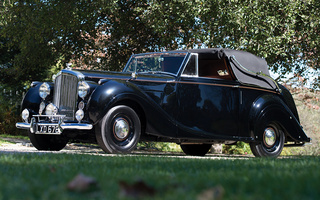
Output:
[36, 124, 60, 134]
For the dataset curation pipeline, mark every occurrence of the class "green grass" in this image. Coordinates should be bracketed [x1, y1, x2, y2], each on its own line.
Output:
[0, 134, 29, 140]
[0, 138, 12, 145]
[0, 153, 319, 200]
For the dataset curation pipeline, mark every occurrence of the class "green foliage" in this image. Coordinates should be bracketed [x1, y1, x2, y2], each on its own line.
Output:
[0, 105, 21, 136]
[223, 142, 252, 155]
[198, 0, 320, 79]
[0, 0, 107, 87]
[0, 86, 26, 135]
[0, 138, 12, 145]
[1, 0, 319, 88]
[138, 142, 182, 152]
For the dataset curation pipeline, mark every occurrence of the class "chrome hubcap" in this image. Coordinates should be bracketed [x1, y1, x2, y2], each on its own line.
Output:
[264, 127, 276, 147]
[114, 118, 130, 140]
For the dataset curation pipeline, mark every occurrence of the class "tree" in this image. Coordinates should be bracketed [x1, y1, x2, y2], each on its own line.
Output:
[198, 0, 319, 82]
[96, 0, 204, 71]
[0, 0, 104, 88]
[1, 0, 319, 88]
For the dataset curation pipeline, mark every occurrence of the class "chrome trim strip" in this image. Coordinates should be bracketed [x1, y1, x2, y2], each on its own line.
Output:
[98, 76, 276, 94]
[181, 53, 199, 77]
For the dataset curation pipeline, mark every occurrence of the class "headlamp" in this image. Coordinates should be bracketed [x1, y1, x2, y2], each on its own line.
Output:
[39, 82, 50, 100]
[78, 81, 90, 99]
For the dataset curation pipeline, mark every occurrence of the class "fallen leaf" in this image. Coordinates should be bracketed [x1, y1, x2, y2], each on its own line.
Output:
[49, 165, 56, 173]
[67, 173, 98, 192]
[197, 185, 225, 200]
[119, 180, 156, 198]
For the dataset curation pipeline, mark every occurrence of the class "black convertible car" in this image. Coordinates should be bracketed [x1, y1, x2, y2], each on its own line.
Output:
[16, 48, 310, 158]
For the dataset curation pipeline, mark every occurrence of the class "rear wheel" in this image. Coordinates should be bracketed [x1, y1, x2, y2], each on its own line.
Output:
[180, 144, 212, 156]
[28, 132, 68, 151]
[250, 122, 284, 158]
[96, 105, 141, 154]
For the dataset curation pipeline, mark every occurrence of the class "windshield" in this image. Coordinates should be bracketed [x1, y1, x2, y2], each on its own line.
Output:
[123, 52, 187, 75]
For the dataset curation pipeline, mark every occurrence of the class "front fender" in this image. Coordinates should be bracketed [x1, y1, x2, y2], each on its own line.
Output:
[21, 84, 43, 115]
[249, 94, 310, 142]
[87, 80, 146, 125]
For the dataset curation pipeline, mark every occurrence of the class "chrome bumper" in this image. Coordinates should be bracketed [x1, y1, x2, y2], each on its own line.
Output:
[16, 115, 93, 135]
[16, 122, 93, 130]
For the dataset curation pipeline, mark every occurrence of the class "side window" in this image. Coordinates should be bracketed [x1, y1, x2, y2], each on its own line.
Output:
[182, 54, 198, 76]
[198, 58, 233, 80]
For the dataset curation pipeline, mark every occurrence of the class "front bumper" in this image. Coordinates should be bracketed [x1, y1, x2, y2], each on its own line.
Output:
[16, 115, 93, 135]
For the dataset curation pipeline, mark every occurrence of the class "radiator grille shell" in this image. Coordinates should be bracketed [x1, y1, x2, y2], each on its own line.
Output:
[53, 70, 84, 121]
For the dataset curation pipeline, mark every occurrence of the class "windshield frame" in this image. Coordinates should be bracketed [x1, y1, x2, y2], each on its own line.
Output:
[123, 52, 188, 77]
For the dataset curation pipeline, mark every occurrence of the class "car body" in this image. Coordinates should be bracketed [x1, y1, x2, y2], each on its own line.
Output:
[16, 48, 310, 157]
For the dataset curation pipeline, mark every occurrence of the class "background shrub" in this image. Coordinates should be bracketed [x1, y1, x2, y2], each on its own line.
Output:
[0, 86, 26, 136]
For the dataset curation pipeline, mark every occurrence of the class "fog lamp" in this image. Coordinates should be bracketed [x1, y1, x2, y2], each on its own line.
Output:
[75, 109, 84, 122]
[22, 109, 29, 122]
[45, 103, 58, 115]
[39, 102, 46, 115]
[78, 101, 85, 110]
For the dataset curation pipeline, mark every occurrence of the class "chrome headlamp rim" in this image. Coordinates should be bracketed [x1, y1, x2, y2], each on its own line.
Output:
[78, 81, 90, 99]
[39, 82, 50, 100]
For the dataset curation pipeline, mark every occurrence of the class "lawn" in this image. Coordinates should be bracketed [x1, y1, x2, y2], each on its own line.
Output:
[0, 153, 319, 200]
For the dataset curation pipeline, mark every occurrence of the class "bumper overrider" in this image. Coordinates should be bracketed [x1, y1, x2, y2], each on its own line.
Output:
[16, 115, 93, 135]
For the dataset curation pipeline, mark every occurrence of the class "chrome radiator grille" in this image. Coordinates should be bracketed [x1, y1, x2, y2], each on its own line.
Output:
[53, 72, 78, 121]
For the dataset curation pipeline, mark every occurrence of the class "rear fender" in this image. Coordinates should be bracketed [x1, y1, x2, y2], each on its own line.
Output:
[250, 94, 309, 142]
[279, 84, 300, 122]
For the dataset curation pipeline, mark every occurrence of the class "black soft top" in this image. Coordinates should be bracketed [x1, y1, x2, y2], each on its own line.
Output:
[179, 48, 277, 90]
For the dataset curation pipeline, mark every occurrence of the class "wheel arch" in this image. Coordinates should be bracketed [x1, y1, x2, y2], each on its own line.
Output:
[111, 98, 147, 136]
[88, 80, 147, 126]
[249, 94, 309, 143]
[21, 83, 43, 115]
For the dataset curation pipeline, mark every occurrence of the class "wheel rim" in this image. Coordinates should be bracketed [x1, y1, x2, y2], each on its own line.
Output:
[110, 114, 135, 148]
[262, 124, 281, 153]
[263, 127, 276, 148]
[113, 118, 130, 141]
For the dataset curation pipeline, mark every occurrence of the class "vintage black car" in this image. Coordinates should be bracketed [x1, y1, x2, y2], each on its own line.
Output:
[16, 48, 310, 158]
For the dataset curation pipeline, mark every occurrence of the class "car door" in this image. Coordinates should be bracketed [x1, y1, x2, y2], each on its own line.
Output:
[176, 54, 240, 139]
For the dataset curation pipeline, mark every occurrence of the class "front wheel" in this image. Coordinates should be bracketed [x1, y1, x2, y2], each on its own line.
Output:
[28, 132, 68, 151]
[96, 105, 141, 154]
[180, 144, 212, 156]
[250, 123, 285, 158]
